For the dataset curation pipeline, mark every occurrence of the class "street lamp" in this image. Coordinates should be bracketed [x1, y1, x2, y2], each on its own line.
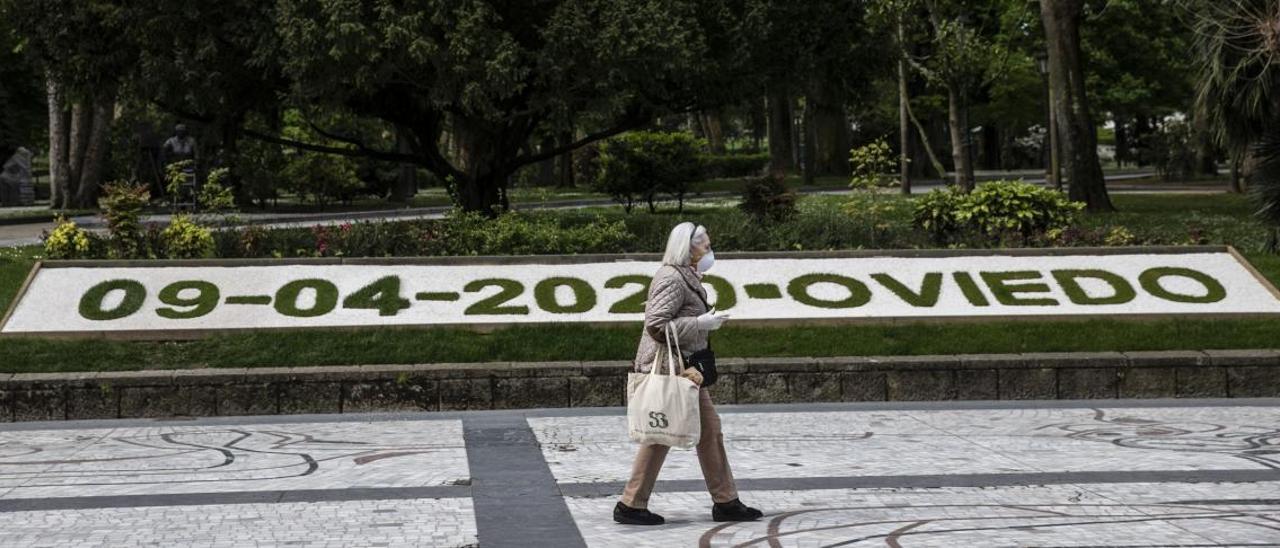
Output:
[1035, 50, 1061, 191]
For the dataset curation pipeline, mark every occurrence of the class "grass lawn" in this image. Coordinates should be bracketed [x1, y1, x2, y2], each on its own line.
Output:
[2, 192, 1278, 374]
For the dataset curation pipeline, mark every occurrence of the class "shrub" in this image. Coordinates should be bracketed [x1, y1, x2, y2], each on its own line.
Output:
[911, 185, 967, 242]
[99, 181, 151, 259]
[845, 138, 903, 246]
[596, 131, 704, 213]
[281, 151, 362, 209]
[738, 174, 797, 222]
[425, 210, 633, 256]
[164, 159, 195, 198]
[1103, 226, 1137, 246]
[1144, 119, 1197, 181]
[701, 152, 769, 179]
[572, 142, 601, 188]
[913, 180, 1083, 245]
[42, 215, 98, 259]
[198, 167, 236, 214]
[961, 180, 1083, 240]
[161, 214, 215, 259]
[848, 138, 897, 191]
[235, 138, 286, 207]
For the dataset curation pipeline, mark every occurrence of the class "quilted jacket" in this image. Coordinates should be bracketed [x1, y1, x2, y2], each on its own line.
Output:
[632, 264, 710, 373]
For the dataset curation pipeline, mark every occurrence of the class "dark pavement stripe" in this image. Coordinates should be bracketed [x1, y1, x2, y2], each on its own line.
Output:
[0, 485, 470, 513]
[557, 469, 1280, 498]
[462, 415, 587, 548]
[1, 469, 1274, 514]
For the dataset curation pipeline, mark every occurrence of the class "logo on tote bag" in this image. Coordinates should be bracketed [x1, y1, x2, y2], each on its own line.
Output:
[648, 411, 669, 429]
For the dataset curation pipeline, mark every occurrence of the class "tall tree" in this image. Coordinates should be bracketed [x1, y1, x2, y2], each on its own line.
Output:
[0, 8, 43, 164]
[9, 0, 132, 208]
[1081, 0, 1194, 170]
[746, 1, 888, 179]
[1187, 0, 1279, 243]
[891, 0, 1008, 191]
[1041, 0, 1113, 211]
[1186, 0, 1280, 183]
[766, 91, 795, 176]
[271, 0, 746, 215]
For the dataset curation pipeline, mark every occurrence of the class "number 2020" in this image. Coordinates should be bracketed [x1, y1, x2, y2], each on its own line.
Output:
[461, 275, 736, 315]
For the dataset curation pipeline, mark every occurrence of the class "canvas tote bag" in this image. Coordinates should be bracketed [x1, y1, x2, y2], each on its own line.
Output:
[627, 323, 702, 448]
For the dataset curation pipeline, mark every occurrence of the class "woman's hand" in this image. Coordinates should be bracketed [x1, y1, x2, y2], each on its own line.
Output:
[681, 367, 704, 386]
[696, 310, 730, 331]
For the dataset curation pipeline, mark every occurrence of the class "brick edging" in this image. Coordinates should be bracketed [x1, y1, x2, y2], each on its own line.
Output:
[2, 349, 1277, 422]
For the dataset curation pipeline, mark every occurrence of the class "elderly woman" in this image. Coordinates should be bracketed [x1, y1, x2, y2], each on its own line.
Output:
[613, 222, 764, 526]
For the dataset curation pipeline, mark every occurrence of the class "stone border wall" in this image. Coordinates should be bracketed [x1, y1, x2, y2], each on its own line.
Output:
[2, 349, 1278, 421]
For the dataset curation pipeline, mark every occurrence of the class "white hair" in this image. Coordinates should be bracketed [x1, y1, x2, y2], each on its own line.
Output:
[662, 222, 708, 266]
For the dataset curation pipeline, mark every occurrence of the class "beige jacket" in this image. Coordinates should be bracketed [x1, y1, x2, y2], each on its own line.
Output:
[633, 264, 710, 373]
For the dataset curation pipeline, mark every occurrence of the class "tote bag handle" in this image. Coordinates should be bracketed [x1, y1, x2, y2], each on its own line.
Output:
[650, 322, 683, 377]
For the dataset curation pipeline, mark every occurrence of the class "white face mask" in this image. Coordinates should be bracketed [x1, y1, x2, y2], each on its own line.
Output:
[697, 250, 715, 273]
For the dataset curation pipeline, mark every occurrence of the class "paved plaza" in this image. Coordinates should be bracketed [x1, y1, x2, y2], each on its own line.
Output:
[0, 399, 1277, 547]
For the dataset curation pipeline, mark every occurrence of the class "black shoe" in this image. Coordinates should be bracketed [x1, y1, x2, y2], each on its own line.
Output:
[614, 501, 665, 525]
[712, 498, 764, 522]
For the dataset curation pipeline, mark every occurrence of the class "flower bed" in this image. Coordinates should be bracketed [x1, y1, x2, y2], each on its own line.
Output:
[3, 247, 1277, 338]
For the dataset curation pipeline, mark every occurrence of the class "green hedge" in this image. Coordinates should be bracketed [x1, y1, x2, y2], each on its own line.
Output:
[700, 152, 769, 179]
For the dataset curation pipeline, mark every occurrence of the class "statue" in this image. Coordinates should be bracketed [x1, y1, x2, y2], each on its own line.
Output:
[161, 124, 199, 210]
[0, 147, 34, 206]
[160, 124, 198, 167]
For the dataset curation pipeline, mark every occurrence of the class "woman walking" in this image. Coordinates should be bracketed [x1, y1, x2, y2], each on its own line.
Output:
[613, 222, 764, 526]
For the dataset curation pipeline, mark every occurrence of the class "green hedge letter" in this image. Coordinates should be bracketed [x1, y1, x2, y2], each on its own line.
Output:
[701, 275, 738, 311]
[787, 273, 871, 309]
[951, 272, 990, 306]
[871, 273, 942, 307]
[1051, 270, 1136, 305]
[534, 277, 597, 314]
[604, 275, 651, 314]
[980, 271, 1059, 306]
[156, 280, 221, 319]
[1138, 267, 1226, 303]
[79, 279, 147, 321]
[274, 279, 339, 317]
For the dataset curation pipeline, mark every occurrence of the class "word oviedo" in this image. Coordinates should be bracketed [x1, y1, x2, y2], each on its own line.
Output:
[3, 249, 1278, 337]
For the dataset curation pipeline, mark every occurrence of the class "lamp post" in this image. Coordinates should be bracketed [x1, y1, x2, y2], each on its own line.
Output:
[1035, 51, 1061, 191]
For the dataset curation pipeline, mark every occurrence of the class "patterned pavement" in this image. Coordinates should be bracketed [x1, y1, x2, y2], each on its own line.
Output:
[0, 399, 1277, 547]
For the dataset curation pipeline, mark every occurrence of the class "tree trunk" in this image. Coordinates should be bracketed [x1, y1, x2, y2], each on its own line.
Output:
[1114, 119, 1128, 168]
[945, 86, 974, 190]
[809, 80, 851, 177]
[556, 129, 574, 188]
[702, 109, 725, 154]
[789, 96, 802, 170]
[905, 97, 947, 179]
[1133, 117, 1152, 167]
[390, 126, 416, 202]
[750, 97, 766, 152]
[1041, 0, 1113, 211]
[537, 135, 556, 186]
[1240, 146, 1258, 192]
[1229, 150, 1243, 193]
[1193, 109, 1218, 176]
[767, 88, 794, 176]
[46, 77, 70, 210]
[452, 118, 504, 216]
[898, 51, 912, 194]
[802, 96, 816, 185]
[455, 170, 503, 215]
[67, 101, 90, 206]
[73, 92, 116, 208]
